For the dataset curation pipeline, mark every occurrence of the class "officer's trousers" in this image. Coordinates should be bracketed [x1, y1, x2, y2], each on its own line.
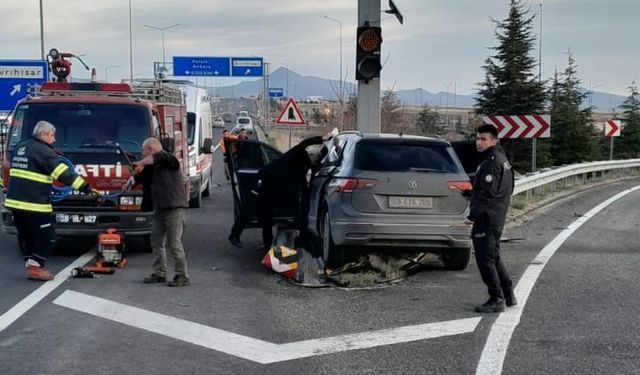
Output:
[12, 210, 55, 266]
[472, 222, 513, 300]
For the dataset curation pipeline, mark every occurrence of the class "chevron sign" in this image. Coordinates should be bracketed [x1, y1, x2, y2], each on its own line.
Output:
[604, 120, 621, 138]
[482, 115, 551, 139]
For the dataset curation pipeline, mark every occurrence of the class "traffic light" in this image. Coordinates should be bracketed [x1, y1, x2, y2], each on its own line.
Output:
[356, 22, 382, 82]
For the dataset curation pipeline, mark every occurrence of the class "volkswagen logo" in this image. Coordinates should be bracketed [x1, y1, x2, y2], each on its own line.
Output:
[408, 180, 418, 192]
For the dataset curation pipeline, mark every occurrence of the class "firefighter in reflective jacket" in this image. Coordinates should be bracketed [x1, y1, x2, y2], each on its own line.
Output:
[4, 121, 93, 281]
[458, 124, 516, 313]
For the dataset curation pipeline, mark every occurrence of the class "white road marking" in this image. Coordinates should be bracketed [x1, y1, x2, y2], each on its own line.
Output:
[476, 185, 640, 375]
[53, 290, 481, 364]
[0, 249, 95, 333]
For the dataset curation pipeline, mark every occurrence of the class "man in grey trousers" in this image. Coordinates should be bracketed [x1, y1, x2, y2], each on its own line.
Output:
[133, 137, 190, 287]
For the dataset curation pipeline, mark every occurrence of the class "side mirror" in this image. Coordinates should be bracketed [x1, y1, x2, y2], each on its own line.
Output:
[161, 137, 175, 153]
[201, 138, 213, 154]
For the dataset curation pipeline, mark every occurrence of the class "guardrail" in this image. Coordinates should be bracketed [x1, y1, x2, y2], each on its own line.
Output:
[513, 159, 640, 201]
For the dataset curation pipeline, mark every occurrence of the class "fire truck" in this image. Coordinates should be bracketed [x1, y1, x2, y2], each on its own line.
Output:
[0, 50, 200, 252]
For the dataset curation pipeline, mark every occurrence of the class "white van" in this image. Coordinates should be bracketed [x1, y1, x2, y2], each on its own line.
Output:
[185, 87, 214, 208]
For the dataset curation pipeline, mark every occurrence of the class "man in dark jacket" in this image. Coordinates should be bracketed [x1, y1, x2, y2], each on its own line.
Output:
[5, 121, 93, 281]
[133, 137, 190, 287]
[228, 133, 331, 250]
[461, 124, 516, 313]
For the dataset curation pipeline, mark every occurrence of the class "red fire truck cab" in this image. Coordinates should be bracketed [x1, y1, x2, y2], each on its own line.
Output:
[1, 80, 194, 251]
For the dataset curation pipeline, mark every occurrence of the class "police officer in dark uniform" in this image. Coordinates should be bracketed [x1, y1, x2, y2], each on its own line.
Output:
[5, 121, 93, 281]
[461, 124, 517, 313]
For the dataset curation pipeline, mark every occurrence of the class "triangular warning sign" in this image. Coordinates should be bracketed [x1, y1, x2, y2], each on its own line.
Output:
[275, 98, 305, 125]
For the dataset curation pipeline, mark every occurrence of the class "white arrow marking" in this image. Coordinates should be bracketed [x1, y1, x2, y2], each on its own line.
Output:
[53, 290, 481, 364]
[10, 84, 21, 96]
[244, 69, 251, 76]
[214, 70, 219, 75]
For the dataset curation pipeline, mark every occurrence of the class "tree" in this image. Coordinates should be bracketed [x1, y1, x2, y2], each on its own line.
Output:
[475, 0, 547, 172]
[548, 53, 600, 165]
[415, 105, 441, 135]
[380, 88, 403, 133]
[615, 82, 640, 158]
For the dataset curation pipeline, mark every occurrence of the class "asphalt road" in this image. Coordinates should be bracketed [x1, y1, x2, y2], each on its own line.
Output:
[1, 141, 639, 374]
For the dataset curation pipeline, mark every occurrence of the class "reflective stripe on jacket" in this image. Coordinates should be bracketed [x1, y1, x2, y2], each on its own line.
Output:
[5, 137, 88, 213]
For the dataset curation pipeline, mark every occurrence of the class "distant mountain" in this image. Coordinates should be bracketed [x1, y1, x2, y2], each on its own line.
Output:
[203, 68, 626, 112]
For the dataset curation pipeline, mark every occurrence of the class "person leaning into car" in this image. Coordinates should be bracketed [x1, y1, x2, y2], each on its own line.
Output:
[454, 124, 517, 313]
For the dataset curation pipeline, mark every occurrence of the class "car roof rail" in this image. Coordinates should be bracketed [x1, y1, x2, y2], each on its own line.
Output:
[339, 130, 363, 137]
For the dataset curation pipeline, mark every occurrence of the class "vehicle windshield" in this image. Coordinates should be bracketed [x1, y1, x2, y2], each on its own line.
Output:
[187, 112, 196, 145]
[355, 142, 460, 173]
[8, 102, 149, 154]
[237, 118, 250, 125]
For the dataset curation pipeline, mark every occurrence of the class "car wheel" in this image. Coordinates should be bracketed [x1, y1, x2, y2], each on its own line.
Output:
[441, 246, 471, 270]
[320, 208, 344, 268]
[189, 182, 203, 208]
[202, 178, 210, 197]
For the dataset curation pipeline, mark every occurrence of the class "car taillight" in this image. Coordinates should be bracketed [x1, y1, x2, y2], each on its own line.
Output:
[334, 178, 378, 193]
[447, 181, 473, 191]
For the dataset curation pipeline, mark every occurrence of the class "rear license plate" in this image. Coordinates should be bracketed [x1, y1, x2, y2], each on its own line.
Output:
[389, 196, 433, 209]
[55, 214, 97, 224]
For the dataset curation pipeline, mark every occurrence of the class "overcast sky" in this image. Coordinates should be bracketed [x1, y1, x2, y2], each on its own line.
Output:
[1, 0, 637, 96]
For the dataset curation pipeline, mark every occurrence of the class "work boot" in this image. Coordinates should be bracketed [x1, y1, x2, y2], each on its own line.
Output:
[228, 235, 242, 248]
[26, 265, 54, 281]
[168, 275, 190, 287]
[143, 274, 166, 284]
[504, 290, 518, 307]
[475, 297, 506, 313]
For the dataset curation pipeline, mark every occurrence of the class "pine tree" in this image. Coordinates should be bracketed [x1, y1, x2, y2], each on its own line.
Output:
[380, 88, 403, 133]
[415, 105, 441, 135]
[549, 53, 600, 165]
[615, 82, 640, 158]
[475, 0, 547, 172]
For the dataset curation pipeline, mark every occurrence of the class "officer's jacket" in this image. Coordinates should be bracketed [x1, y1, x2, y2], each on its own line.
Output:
[468, 145, 514, 227]
[5, 136, 87, 213]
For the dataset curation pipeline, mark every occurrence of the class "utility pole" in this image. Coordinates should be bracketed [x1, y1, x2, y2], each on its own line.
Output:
[356, 0, 381, 133]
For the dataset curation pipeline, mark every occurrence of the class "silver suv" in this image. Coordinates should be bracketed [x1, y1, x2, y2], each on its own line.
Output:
[307, 132, 473, 269]
[224, 132, 472, 270]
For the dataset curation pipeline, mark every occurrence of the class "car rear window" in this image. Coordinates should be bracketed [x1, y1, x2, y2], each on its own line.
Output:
[355, 142, 460, 173]
[238, 118, 250, 124]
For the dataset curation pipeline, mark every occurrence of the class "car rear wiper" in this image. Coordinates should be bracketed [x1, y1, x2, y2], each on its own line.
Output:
[409, 167, 448, 173]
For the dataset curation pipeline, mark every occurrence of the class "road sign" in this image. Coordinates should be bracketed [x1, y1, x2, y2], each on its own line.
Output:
[605, 120, 621, 137]
[0, 60, 48, 111]
[172, 56, 230, 76]
[268, 88, 284, 98]
[231, 57, 263, 77]
[482, 115, 551, 138]
[275, 98, 305, 125]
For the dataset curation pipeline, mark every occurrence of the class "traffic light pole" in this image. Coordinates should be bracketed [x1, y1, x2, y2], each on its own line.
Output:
[356, 0, 381, 133]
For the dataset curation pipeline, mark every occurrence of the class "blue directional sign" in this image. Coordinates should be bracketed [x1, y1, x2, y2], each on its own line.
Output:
[0, 60, 48, 111]
[231, 57, 263, 77]
[268, 88, 284, 98]
[172, 56, 230, 77]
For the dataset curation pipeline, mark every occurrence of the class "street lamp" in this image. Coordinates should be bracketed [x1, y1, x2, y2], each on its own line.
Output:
[144, 23, 179, 66]
[324, 15, 344, 130]
[39, 0, 45, 60]
[104, 65, 118, 82]
[444, 81, 452, 130]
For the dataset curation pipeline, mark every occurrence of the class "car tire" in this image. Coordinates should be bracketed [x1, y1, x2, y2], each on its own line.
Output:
[320, 208, 344, 268]
[441, 246, 471, 270]
[202, 178, 210, 197]
[189, 182, 203, 208]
